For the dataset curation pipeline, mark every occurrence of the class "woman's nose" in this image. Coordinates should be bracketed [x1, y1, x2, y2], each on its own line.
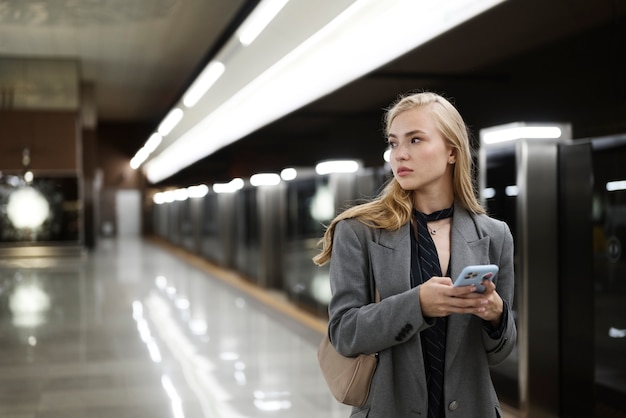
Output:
[394, 144, 408, 160]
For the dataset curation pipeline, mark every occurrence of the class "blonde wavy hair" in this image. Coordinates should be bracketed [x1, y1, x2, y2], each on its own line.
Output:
[312, 91, 485, 266]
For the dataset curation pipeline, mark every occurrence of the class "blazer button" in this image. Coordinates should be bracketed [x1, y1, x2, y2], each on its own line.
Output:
[448, 401, 459, 411]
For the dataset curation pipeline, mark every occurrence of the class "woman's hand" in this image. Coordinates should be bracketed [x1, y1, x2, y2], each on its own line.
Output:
[419, 277, 503, 327]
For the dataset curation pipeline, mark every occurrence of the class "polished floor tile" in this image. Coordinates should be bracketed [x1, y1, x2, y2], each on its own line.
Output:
[0, 238, 350, 418]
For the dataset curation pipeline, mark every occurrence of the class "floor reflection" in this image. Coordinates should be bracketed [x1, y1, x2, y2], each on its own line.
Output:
[0, 238, 349, 418]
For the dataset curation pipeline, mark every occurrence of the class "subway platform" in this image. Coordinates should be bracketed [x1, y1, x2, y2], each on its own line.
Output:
[0, 237, 518, 417]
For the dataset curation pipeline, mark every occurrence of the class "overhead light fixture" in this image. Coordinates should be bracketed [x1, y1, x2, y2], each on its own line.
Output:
[606, 180, 626, 192]
[144, 133, 163, 153]
[131, 132, 164, 169]
[315, 160, 359, 175]
[174, 188, 189, 201]
[238, 0, 290, 46]
[146, 0, 508, 183]
[187, 184, 209, 198]
[158, 108, 184, 137]
[213, 178, 244, 194]
[280, 168, 297, 181]
[250, 173, 281, 186]
[481, 122, 564, 145]
[183, 61, 226, 108]
[130, 149, 149, 169]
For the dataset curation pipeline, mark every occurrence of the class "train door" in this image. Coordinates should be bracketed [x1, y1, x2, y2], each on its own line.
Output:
[481, 124, 626, 417]
[479, 122, 572, 417]
[587, 135, 626, 416]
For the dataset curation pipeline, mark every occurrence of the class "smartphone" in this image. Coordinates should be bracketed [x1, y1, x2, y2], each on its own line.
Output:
[453, 264, 499, 293]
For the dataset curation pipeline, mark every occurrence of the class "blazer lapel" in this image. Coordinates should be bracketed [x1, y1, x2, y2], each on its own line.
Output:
[446, 203, 492, 371]
[369, 223, 412, 298]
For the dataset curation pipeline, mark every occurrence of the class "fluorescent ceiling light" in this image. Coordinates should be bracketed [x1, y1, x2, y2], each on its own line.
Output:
[187, 184, 209, 198]
[130, 149, 149, 169]
[250, 173, 281, 186]
[315, 160, 359, 175]
[145, 133, 163, 153]
[183, 62, 225, 108]
[238, 0, 290, 46]
[482, 123, 563, 145]
[606, 180, 626, 192]
[153, 193, 166, 204]
[146, 0, 508, 183]
[280, 168, 297, 181]
[158, 108, 184, 136]
[174, 188, 189, 201]
[213, 178, 244, 194]
[131, 133, 163, 169]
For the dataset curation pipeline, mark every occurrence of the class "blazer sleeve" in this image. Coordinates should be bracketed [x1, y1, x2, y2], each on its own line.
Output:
[327, 219, 425, 357]
[481, 218, 517, 366]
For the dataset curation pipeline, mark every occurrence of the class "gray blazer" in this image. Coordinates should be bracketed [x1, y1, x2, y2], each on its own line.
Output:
[328, 202, 516, 417]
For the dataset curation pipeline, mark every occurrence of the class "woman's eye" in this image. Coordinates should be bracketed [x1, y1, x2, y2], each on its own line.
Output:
[386, 140, 397, 149]
[411, 137, 421, 144]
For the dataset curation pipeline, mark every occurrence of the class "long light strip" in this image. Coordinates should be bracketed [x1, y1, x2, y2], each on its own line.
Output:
[146, 0, 507, 183]
[250, 173, 281, 186]
[183, 62, 226, 108]
[606, 180, 626, 192]
[482, 125, 563, 145]
[238, 0, 290, 46]
[315, 160, 359, 175]
[158, 108, 184, 136]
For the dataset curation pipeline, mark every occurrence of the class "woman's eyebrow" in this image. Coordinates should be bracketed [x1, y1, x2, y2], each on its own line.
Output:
[388, 129, 427, 138]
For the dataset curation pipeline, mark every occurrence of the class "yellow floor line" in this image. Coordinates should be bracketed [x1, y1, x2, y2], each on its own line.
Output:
[146, 236, 328, 335]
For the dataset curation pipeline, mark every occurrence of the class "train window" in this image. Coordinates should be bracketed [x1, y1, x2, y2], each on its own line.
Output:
[591, 138, 626, 414]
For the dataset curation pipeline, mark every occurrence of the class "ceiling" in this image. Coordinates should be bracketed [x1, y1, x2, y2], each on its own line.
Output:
[1, 0, 625, 187]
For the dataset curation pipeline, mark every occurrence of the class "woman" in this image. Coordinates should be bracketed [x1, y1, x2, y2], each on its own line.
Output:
[313, 91, 516, 417]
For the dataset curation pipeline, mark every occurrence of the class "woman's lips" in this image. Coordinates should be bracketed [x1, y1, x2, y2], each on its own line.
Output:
[396, 167, 413, 177]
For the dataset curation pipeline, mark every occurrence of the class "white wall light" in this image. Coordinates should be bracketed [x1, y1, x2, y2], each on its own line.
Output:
[158, 108, 184, 137]
[383, 149, 391, 163]
[7, 187, 50, 229]
[280, 168, 297, 181]
[153, 193, 166, 205]
[183, 62, 226, 108]
[213, 178, 245, 194]
[187, 184, 209, 198]
[238, 0, 290, 46]
[606, 180, 626, 192]
[481, 187, 496, 199]
[315, 160, 359, 175]
[174, 188, 189, 201]
[250, 173, 281, 186]
[505, 185, 519, 197]
[482, 123, 563, 145]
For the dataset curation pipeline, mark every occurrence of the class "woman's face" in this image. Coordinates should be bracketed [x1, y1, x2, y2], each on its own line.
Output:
[387, 106, 455, 194]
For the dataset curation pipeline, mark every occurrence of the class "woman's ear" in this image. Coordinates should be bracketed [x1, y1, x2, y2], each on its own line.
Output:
[448, 148, 457, 165]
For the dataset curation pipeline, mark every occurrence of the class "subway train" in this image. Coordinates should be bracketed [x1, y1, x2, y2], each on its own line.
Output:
[149, 124, 626, 417]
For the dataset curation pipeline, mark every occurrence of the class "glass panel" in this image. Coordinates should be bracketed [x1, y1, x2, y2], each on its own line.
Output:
[591, 137, 626, 414]
[483, 147, 520, 408]
[284, 175, 331, 316]
[235, 188, 260, 280]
